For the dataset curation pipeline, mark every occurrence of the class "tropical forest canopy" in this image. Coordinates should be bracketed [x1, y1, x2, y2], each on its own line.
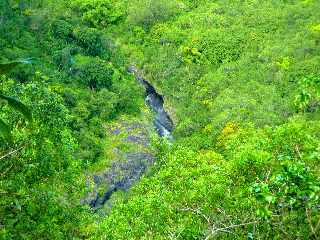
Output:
[0, 0, 320, 239]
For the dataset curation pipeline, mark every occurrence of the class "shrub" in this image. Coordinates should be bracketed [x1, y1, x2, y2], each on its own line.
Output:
[71, 0, 124, 27]
[62, 90, 77, 107]
[9, 64, 35, 83]
[73, 56, 114, 90]
[252, 161, 320, 238]
[52, 47, 78, 71]
[127, 0, 183, 29]
[110, 71, 143, 115]
[51, 19, 74, 42]
[194, 30, 245, 66]
[294, 75, 320, 113]
[86, 89, 118, 120]
[179, 46, 204, 64]
[73, 27, 104, 56]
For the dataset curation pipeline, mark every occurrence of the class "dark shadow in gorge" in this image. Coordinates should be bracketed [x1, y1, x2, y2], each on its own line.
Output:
[128, 65, 174, 138]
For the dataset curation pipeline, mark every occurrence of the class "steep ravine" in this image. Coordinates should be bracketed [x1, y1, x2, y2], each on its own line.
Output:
[128, 65, 174, 139]
[86, 66, 174, 209]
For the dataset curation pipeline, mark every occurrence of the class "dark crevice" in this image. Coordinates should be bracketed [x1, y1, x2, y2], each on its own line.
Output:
[88, 66, 174, 209]
[128, 65, 174, 138]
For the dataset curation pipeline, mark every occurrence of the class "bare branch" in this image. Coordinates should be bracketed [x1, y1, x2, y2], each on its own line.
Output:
[0, 146, 24, 161]
[295, 144, 302, 159]
[179, 207, 211, 224]
[305, 208, 320, 239]
[205, 221, 257, 240]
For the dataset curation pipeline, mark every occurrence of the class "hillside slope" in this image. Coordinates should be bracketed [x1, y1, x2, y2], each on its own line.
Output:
[1, 0, 319, 239]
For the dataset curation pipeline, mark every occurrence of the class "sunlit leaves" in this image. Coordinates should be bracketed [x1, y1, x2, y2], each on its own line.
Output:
[70, 0, 124, 27]
[294, 76, 320, 112]
[0, 94, 32, 122]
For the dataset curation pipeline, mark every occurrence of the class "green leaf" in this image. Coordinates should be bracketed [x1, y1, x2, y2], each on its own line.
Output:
[0, 58, 33, 75]
[0, 118, 12, 140]
[0, 94, 32, 122]
[264, 195, 276, 203]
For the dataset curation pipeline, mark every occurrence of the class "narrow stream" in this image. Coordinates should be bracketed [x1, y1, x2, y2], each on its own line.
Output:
[128, 65, 174, 139]
[88, 66, 173, 209]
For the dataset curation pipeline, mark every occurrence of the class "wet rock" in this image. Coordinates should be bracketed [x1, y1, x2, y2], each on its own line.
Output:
[129, 65, 174, 139]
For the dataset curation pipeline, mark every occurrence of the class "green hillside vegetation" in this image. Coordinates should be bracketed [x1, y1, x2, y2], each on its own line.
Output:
[0, 0, 319, 239]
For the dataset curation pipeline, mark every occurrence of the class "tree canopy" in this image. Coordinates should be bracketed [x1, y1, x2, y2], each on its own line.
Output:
[0, 0, 319, 239]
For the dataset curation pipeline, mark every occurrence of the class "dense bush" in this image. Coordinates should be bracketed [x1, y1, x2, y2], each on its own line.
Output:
[1, 0, 320, 239]
[51, 19, 74, 42]
[73, 27, 104, 56]
[0, 75, 94, 239]
[127, 0, 183, 29]
[295, 75, 320, 113]
[71, 0, 124, 27]
[52, 47, 77, 71]
[73, 56, 114, 89]
[96, 119, 320, 239]
[195, 30, 245, 66]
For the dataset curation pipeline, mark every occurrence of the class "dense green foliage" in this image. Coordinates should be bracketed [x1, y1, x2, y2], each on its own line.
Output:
[0, 1, 142, 238]
[1, 0, 319, 239]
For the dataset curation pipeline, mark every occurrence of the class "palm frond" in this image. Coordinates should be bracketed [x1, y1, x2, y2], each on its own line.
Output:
[0, 94, 32, 122]
[0, 58, 33, 75]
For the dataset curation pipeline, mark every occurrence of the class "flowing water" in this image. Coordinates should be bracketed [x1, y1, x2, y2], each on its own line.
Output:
[87, 66, 174, 209]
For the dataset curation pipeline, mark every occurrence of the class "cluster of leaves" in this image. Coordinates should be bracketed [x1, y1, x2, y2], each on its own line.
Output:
[221, 119, 320, 238]
[179, 46, 203, 64]
[253, 161, 320, 219]
[295, 75, 320, 113]
[0, 0, 143, 238]
[70, 0, 124, 27]
[51, 20, 106, 57]
[127, 0, 184, 30]
[72, 55, 114, 90]
[73, 27, 105, 56]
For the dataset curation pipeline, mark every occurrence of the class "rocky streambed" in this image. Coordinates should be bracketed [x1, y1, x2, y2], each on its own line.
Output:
[84, 66, 173, 209]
